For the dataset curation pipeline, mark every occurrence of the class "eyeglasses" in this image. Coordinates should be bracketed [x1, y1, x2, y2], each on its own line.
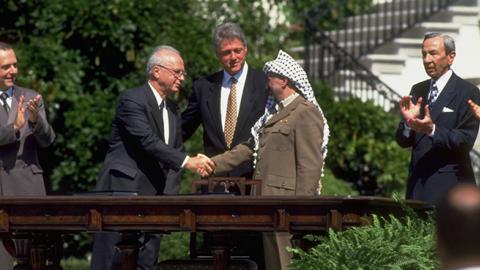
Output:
[156, 64, 187, 78]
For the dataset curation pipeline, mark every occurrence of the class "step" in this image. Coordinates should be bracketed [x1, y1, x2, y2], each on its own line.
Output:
[362, 54, 407, 74]
[401, 22, 461, 38]
[429, 6, 480, 25]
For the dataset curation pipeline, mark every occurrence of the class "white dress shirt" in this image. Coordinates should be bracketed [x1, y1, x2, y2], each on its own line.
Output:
[148, 82, 169, 144]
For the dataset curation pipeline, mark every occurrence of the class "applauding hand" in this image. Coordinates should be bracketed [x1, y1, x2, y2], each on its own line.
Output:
[408, 104, 434, 134]
[468, 99, 480, 120]
[399, 96, 422, 123]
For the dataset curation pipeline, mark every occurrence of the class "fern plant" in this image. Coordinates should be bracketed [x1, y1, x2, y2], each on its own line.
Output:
[289, 213, 437, 270]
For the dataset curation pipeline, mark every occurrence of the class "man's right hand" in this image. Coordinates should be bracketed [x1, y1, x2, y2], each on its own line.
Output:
[399, 96, 422, 122]
[468, 99, 480, 120]
[185, 154, 215, 176]
[13, 95, 25, 131]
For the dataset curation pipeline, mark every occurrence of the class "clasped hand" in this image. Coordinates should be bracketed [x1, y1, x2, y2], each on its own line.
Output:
[185, 154, 215, 177]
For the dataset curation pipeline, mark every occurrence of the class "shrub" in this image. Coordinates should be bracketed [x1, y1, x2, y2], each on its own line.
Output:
[290, 213, 437, 270]
[324, 98, 409, 196]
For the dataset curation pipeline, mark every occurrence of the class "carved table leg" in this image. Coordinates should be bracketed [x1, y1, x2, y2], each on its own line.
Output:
[210, 232, 229, 270]
[30, 239, 47, 270]
[4, 233, 32, 270]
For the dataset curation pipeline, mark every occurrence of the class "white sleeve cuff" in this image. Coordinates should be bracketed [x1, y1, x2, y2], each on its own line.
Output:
[181, 156, 189, 168]
[429, 124, 436, 137]
[402, 123, 411, 138]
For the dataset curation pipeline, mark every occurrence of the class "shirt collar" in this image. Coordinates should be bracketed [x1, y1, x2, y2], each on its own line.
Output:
[1, 87, 14, 98]
[222, 62, 248, 86]
[431, 69, 453, 92]
[277, 93, 299, 111]
[147, 82, 164, 107]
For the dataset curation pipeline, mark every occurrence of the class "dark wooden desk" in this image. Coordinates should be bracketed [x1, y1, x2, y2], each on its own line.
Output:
[0, 196, 430, 270]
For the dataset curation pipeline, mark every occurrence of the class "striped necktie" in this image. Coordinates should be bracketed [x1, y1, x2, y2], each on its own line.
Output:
[0, 92, 10, 113]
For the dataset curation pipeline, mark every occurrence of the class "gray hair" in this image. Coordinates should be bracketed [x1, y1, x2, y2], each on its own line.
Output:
[145, 45, 181, 78]
[424, 32, 456, 55]
[0, 42, 13, 52]
[213, 22, 247, 52]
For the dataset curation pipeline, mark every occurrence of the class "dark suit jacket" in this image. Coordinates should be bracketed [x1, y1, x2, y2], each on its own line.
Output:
[0, 85, 55, 195]
[181, 68, 268, 178]
[96, 83, 186, 195]
[396, 72, 480, 203]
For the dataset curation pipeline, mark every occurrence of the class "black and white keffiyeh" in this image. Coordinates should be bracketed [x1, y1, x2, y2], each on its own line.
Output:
[251, 50, 330, 185]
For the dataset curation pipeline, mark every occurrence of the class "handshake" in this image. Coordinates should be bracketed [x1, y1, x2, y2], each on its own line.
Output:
[185, 154, 215, 177]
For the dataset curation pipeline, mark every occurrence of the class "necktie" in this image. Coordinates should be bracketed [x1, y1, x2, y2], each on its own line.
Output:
[159, 100, 168, 143]
[159, 100, 165, 117]
[224, 77, 238, 149]
[428, 82, 439, 107]
[0, 92, 9, 113]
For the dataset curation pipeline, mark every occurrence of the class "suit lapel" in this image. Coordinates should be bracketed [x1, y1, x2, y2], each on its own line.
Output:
[144, 84, 165, 142]
[166, 99, 177, 145]
[234, 69, 256, 142]
[8, 86, 21, 124]
[206, 72, 225, 143]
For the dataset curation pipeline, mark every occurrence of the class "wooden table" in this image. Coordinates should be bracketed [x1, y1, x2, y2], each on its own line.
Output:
[0, 195, 431, 270]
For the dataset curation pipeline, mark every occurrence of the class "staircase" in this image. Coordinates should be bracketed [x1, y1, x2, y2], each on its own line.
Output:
[302, 0, 480, 184]
[362, 0, 480, 97]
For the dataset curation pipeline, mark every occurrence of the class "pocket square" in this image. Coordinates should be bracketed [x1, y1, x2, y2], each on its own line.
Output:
[442, 107, 454, 113]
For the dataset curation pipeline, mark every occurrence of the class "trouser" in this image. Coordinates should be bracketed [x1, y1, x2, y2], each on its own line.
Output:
[91, 232, 161, 270]
[263, 232, 292, 270]
[0, 242, 13, 270]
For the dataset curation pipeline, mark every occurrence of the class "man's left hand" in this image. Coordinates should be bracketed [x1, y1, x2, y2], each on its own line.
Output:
[27, 95, 42, 123]
[408, 104, 434, 135]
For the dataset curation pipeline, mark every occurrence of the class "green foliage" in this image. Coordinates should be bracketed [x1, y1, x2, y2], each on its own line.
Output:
[321, 168, 359, 196]
[0, 0, 295, 194]
[290, 213, 437, 270]
[159, 232, 192, 261]
[61, 257, 90, 270]
[324, 98, 409, 196]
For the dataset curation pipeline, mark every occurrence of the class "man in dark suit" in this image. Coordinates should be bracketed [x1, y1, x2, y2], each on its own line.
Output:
[396, 33, 480, 204]
[0, 42, 55, 269]
[91, 46, 213, 270]
[181, 22, 268, 179]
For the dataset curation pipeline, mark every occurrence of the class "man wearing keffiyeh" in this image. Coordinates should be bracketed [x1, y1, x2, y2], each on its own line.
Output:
[205, 50, 329, 270]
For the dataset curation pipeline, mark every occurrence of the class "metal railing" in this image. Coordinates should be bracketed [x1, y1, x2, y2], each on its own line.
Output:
[304, 0, 457, 110]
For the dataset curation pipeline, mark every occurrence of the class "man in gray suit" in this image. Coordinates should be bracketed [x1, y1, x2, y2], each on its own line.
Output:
[0, 42, 55, 268]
